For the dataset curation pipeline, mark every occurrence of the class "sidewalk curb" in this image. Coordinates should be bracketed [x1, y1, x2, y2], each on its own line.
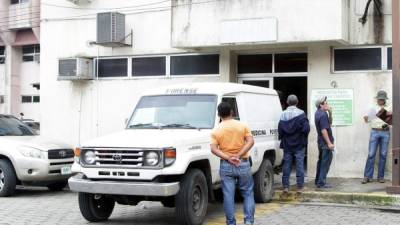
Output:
[273, 190, 400, 208]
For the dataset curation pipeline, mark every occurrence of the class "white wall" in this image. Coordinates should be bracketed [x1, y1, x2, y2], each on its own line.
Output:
[171, 0, 349, 47]
[19, 61, 40, 121]
[40, 0, 230, 146]
[307, 43, 392, 178]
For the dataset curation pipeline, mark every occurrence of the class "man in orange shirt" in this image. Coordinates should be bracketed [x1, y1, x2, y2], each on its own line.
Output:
[210, 102, 255, 225]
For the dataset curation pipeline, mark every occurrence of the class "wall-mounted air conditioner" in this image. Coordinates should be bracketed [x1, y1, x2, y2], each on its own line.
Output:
[58, 58, 93, 81]
[97, 12, 131, 47]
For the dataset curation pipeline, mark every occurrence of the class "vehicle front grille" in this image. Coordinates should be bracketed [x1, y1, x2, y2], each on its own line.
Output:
[82, 148, 150, 168]
[48, 149, 74, 159]
[96, 150, 144, 166]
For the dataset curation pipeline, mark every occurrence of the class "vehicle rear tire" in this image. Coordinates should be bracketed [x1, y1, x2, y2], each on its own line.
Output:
[0, 159, 17, 197]
[47, 181, 68, 191]
[78, 192, 115, 222]
[175, 169, 208, 225]
[253, 158, 274, 203]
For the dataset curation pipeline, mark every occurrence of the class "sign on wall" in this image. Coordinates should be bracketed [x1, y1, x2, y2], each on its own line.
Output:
[310, 89, 354, 126]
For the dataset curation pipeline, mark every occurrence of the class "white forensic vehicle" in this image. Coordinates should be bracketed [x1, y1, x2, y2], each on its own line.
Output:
[0, 115, 74, 197]
[69, 82, 283, 225]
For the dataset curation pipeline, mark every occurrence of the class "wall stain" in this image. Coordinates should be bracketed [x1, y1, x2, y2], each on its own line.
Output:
[373, 0, 384, 44]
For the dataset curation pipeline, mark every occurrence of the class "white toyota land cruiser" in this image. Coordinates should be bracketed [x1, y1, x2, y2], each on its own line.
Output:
[69, 82, 283, 225]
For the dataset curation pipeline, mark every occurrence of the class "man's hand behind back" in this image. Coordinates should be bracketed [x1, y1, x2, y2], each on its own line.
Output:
[228, 156, 241, 167]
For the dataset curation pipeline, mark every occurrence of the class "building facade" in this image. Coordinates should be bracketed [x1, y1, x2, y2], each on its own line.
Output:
[41, 0, 393, 178]
[0, 0, 41, 121]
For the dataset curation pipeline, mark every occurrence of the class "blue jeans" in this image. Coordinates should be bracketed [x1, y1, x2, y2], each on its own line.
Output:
[220, 160, 255, 225]
[282, 147, 305, 188]
[364, 130, 390, 179]
[315, 143, 333, 187]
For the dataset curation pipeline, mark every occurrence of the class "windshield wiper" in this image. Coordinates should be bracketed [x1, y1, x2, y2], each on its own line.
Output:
[128, 123, 159, 129]
[161, 123, 199, 129]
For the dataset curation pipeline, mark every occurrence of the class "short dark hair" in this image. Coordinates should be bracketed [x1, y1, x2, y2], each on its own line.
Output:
[218, 102, 233, 118]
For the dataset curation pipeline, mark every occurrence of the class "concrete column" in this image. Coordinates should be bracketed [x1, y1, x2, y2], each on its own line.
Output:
[219, 49, 237, 83]
[32, 0, 41, 40]
[5, 46, 22, 116]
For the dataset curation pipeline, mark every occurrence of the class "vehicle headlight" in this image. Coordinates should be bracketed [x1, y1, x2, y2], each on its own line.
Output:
[82, 150, 96, 165]
[144, 151, 159, 166]
[19, 147, 46, 159]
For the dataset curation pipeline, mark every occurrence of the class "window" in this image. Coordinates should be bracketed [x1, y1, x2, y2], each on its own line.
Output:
[32, 96, 40, 103]
[132, 57, 166, 76]
[22, 44, 40, 62]
[221, 97, 240, 120]
[237, 54, 272, 74]
[170, 54, 219, 75]
[95, 58, 128, 77]
[0, 46, 4, 64]
[21, 95, 39, 103]
[11, 0, 29, 4]
[21, 96, 32, 103]
[128, 95, 217, 129]
[334, 48, 382, 71]
[388, 47, 392, 70]
[0, 96, 4, 104]
[275, 53, 307, 73]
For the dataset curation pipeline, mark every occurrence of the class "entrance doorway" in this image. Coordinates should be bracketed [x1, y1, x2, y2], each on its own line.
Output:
[238, 76, 308, 169]
[238, 76, 307, 113]
[274, 77, 307, 113]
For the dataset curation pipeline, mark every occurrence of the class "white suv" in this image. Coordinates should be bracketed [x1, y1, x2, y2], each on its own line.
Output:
[0, 115, 74, 197]
[69, 82, 283, 225]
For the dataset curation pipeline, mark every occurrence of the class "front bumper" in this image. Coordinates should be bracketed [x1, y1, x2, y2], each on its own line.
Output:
[15, 157, 74, 182]
[68, 176, 180, 196]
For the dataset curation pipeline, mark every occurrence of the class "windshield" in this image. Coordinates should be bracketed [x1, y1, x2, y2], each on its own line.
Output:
[0, 115, 36, 136]
[128, 95, 217, 129]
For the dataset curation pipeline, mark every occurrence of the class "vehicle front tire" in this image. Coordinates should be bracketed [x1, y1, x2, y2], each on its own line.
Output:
[78, 192, 115, 222]
[0, 159, 17, 197]
[175, 169, 208, 225]
[253, 158, 274, 203]
[47, 181, 68, 191]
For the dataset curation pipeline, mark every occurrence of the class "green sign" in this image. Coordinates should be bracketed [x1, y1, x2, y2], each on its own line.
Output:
[311, 89, 353, 126]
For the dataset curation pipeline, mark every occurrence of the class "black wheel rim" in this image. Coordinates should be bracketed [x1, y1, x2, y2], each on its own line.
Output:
[192, 185, 204, 216]
[0, 168, 4, 191]
[93, 195, 108, 210]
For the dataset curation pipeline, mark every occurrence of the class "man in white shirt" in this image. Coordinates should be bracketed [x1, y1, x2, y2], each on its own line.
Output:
[362, 90, 392, 184]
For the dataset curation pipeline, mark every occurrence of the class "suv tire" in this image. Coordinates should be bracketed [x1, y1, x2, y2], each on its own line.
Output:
[0, 159, 17, 197]
[78, 192, 115, 222]
[253, 158, 274, 203]
[175, 169, 208, 225]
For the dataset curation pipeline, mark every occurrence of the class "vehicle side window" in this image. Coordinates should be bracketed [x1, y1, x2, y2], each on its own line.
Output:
[221, 97, 240, 120]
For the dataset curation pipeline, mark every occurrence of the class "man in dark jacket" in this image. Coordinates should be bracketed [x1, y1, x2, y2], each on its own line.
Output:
[278, 95, 310, 193]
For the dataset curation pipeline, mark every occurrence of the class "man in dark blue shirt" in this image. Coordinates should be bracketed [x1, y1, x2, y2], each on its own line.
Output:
[314, 96, 334, 189]
[278, 95, 310, 194]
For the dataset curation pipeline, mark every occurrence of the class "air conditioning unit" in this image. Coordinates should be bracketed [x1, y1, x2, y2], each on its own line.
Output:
[97, 12, 128, 47]
[58, 58, 93, 81]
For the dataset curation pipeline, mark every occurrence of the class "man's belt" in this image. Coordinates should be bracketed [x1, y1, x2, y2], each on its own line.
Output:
[372, 127, 390, 131]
